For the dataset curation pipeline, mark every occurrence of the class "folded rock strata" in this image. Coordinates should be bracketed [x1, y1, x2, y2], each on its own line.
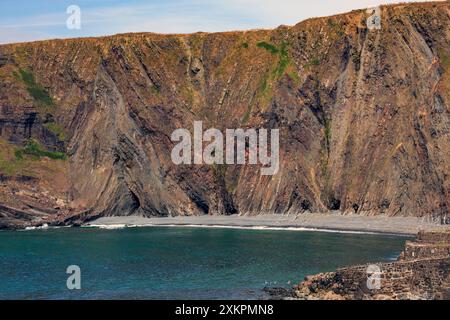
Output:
[0, 2, 449, 228]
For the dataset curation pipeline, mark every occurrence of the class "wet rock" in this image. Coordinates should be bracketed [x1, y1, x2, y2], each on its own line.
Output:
[292, 230, 450, 300]
[262, 287, 295, 299]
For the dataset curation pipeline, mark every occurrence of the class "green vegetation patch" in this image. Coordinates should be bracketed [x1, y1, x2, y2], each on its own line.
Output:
[256, 41, 297, 79]
[438, 48, 450, 70]
[13, 69, 54, 108]
[15, 139, 67, 160]
[11, 70, 66, 140]
[327, 18, 345, 36]
[244, 40, 300, 123]
[43, 122, 67, 142]
[0, 143, 25, 176]
[304, 57, 321, 70]
[311, 58, 321, 66]
[242, 103, 253, 125]
[150, 85, 161, 94]
[257, 41, 279, 54]
[276, 41, 290, 77]
[0, 139, 67, 177]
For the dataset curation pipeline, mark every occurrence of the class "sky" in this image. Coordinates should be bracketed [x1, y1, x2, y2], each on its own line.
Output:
[0, 0, 440, 44]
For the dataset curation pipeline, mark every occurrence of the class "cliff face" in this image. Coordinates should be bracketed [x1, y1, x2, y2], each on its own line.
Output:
[0, 2, 449, 228]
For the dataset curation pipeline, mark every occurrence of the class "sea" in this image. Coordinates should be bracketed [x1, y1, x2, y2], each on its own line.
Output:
[0, 225, 408, 299]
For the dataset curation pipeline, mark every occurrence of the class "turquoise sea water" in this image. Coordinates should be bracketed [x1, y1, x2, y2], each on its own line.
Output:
[0, 226, 408, 299]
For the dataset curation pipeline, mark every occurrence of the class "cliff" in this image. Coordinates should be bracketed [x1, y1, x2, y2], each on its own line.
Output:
[0, 2, 449, 229]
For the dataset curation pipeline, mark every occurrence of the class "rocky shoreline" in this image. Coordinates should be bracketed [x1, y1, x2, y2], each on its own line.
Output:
[275, 230, 450, 300]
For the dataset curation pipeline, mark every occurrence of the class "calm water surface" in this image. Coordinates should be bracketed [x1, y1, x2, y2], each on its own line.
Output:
[0, 226, 408, 299]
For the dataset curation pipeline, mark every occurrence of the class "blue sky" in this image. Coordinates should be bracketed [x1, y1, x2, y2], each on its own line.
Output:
[0, 0, 438, 44]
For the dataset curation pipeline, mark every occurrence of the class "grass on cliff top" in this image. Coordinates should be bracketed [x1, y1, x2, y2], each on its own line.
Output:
[13, 69, 54, 109]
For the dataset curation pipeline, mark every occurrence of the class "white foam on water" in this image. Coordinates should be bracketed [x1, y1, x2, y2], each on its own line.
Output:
[86, 224, 128, 230]
[85, 222, 392, 235]
[24, 223, 49, 230]
[151, 224, 383, 234]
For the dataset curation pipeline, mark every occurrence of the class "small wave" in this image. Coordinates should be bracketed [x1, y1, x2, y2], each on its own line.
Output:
[154, 224, 383, 234]
[24, 223, 49, 230]
[85, 222, 388, 235]
[85, 224, 129, 230]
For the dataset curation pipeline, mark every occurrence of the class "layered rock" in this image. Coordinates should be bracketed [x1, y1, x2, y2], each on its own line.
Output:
[0, 2, 449, 228]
